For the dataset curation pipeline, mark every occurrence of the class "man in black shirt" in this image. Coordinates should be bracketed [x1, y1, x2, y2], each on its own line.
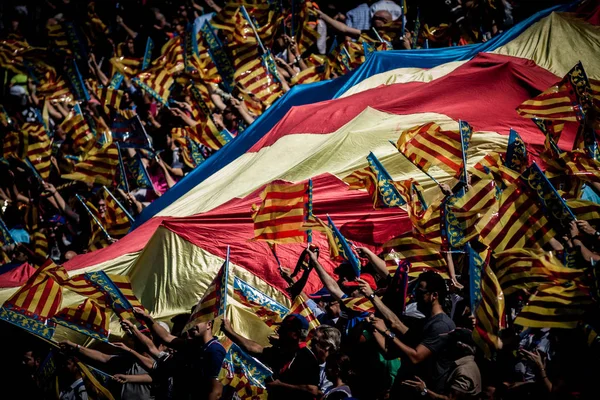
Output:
[222, 314, 320, 400]
[367, 271, 456, 398]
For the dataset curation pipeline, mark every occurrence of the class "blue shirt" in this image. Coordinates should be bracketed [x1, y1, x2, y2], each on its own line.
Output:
[346, 3, 371, 31]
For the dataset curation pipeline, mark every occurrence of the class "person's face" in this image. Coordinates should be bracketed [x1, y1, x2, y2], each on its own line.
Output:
[415, 281, 434, 313]
[223, 107, 236, 122]
[176, 23, 185, 35]
[65, 359, 78, 375]
[325, 363, 339, 382]
[372, 11, 391, 29]
[127, 39, 135, 54]
[97, 200, 107, 217]
[326, 300, 341, 318]
[277, 324, 300, 349]
[187, 321, 210, 338]
[310, 332, 332, 363]
[22, 351, 39, 371]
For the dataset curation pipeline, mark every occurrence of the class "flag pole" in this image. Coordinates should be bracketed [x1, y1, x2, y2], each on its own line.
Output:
[240, 6, 266, 54]
[116, 142, 130, 193]
[75, 194, 113, 241]
[389, 140, 441, 186]
[103, 186, 135, 223]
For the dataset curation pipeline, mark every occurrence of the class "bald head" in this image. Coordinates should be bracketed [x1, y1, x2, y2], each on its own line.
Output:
[372, 10, 393, 28]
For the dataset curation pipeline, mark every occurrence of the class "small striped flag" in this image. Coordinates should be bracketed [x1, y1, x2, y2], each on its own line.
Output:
[473, 262, 506, 359]
[517, 62, 593, 122]
[186, 247, 230, 331]
[62, 143, 119, 186]
[341, 297, 375, 314]
[219, 342, 272, 400]
[252, 180, 312, 244]
[383, 232, 448, 278]
[288, 293, 320, 332]
[396, 122, 470, 179]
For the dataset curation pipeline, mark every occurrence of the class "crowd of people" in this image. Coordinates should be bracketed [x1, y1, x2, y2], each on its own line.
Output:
[0, 0, 538, 269]
[2, 1, 598, 400]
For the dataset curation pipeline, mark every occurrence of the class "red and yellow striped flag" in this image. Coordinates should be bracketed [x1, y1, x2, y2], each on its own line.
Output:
[514, 284, 594, 329]
[52, 298, 112, 341]
[62, 143, 119, 186]
[87, 80, 124, 111]
[288, 293, 320, 332]
[396, 122, 465, 178]
[297, 1, 321, 54]
[493, 248, 587, 296]
[132, 68, 175, 106]
[185, 119, 232, 151]
[447, 179, 498, 245]
[108, 274, 145, 321]
[186, 253, 230, 331]
[252, 180, 311, 244]
[341, 297, 375, 313]
[102, 191, 131, 238]
[383, 232, 448, 278]
[32, 231, 49, 258]
[0, 259, 63, 339]
[4, 123, 53, 179]
[60, 112, 94, 153]
[476, 183, 555, 252]
[473, 263, 506, 359]
[517, 62, 593, 122]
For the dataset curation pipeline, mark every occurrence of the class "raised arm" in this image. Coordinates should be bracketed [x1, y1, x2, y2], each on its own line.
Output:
[116, 15, 138, 39]
[356, 247, 388, 278]
[316, 9, 360, 38]
[307, 249, 345, 300]
[133, 308, 187, 350]
[60, 340, 112, 364]
[221, 318, 265, 355]
[358, 279, 408, 335]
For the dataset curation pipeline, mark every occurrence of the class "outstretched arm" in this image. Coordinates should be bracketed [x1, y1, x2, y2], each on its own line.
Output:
[307, 249, 345, 300]
[133, 308, 187, 350]
[316, 10, 360, 37]
[221, 318, 264, 356]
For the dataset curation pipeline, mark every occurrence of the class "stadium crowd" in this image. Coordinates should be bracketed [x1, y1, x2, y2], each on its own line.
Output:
[2, 1, 599, 400]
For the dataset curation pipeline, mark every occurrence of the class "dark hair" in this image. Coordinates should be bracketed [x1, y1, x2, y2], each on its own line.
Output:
[326, 352, 354, 383]
[418, 271, 447, 302]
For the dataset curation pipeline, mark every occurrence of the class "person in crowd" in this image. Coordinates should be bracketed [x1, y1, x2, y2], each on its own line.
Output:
[312, 325, 342, 393]
[323, 353, 353, 399]
[132, 307, 226, 400]
[60, 335, 154, 400]
[58, 356, 88, 400]
[402, 328, 482, 399]
[222, 313, 320, 400]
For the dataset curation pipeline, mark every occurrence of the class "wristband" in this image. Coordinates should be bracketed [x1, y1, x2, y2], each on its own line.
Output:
[595, 231, 600, 238]
[385, 330, 396, 339]
[368, 293, 376, 301]
[76, 344, 81, 352]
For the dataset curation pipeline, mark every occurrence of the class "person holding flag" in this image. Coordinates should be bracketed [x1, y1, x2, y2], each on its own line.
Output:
[132, 307, 226, 400]
[221, 313, 320, 400]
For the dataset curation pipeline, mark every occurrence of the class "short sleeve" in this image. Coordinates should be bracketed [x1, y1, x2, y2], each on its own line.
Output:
[204, 344, 227, 379]
[450, 375, 475, 394]
[420, 319, 453, 354]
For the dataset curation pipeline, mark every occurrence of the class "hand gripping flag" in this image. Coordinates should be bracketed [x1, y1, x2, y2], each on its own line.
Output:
[219, 342, 272, 400]
[186, 247, 230, 331]
[505, 129, 528, 172]
[233, 277, 289, 327]
[52, 298, 112, 341]
[0, 259, 63, 340]
[326, 215, 361, 278]
[288, 293, 320, 332]
[517, 61, 594, 122]
[473, 262, 506, 359]
[252, 180, 312, 244]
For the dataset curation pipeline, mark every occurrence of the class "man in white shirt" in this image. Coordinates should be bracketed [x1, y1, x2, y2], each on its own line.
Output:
[59, 358, 88, 400]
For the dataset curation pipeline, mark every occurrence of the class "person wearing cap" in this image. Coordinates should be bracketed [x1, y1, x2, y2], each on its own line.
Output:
[401, 328, 482, 399]
[131, 307, 226, 400]
[222, 314, 320, 400]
